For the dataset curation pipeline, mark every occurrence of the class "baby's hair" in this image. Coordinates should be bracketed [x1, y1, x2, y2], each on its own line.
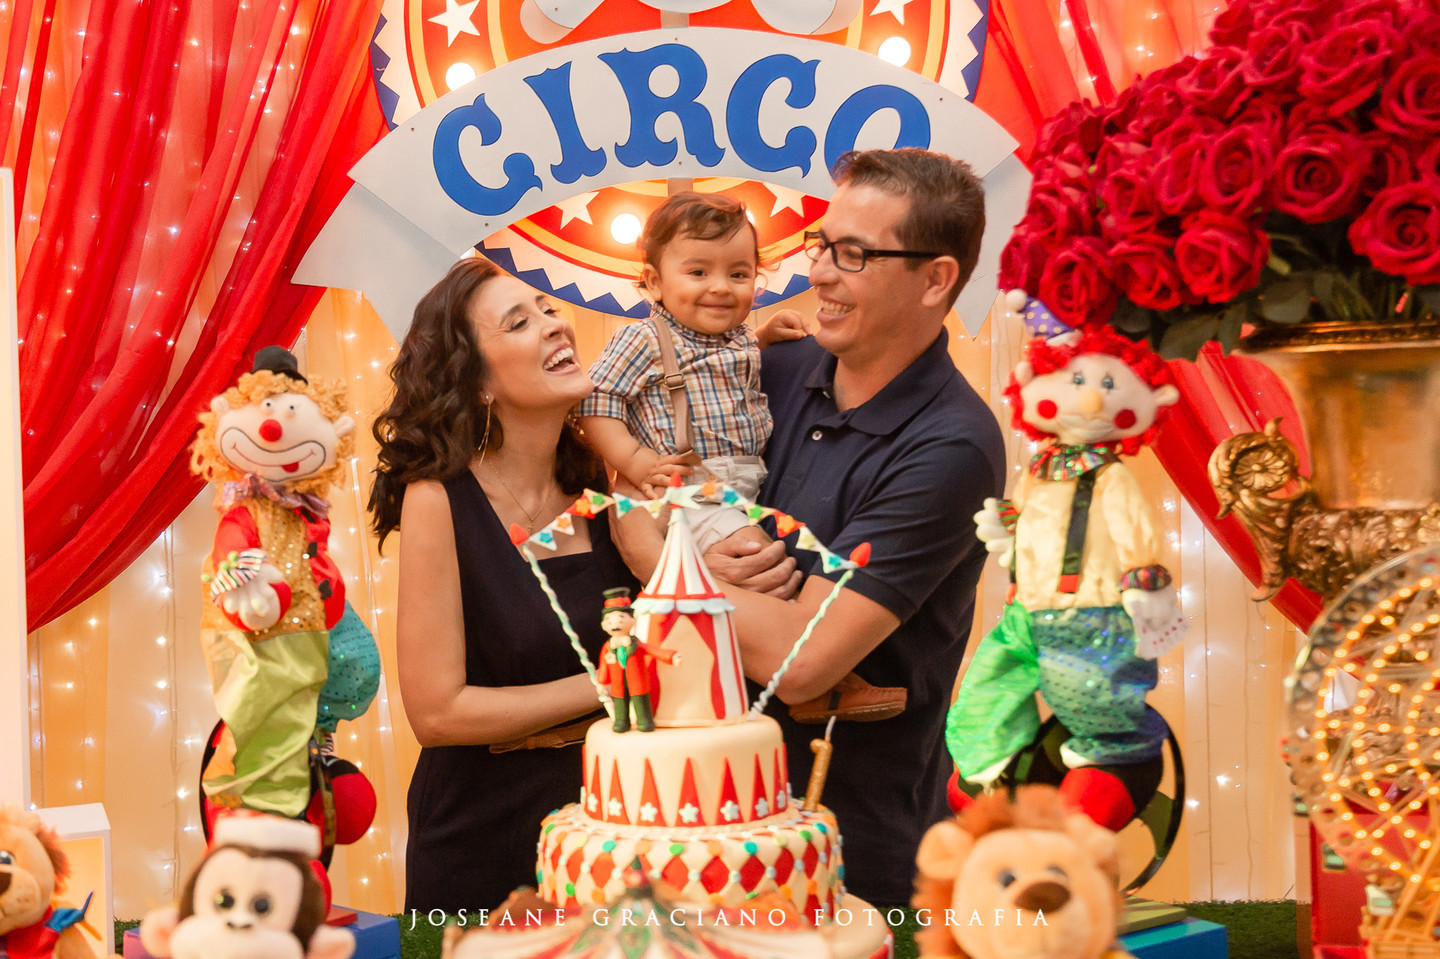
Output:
[638, 191, 758, 268]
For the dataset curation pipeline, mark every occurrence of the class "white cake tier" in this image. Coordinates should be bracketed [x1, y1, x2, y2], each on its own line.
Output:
[537, 801, 845, 922]
[581, 717, 794, 828]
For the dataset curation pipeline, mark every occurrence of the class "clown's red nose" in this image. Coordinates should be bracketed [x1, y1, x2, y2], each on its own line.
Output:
[259, 419, 283, 443]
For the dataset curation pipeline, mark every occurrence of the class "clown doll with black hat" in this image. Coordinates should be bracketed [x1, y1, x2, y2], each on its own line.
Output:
[945, 297, 1188, 833]
[595, 587, 680, 733]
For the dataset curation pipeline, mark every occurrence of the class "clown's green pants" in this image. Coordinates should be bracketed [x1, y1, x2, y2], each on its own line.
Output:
[201, 627, 328, 817]
[947, 602, 1165, 776]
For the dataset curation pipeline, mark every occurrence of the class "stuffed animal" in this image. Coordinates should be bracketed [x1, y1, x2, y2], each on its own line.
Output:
[0, 806, 104, 959]
[946, 301, 1187, 832]
[913, 786, 1134, 959]
[189, 346, 378, 843]
[140, 812, 354, 959]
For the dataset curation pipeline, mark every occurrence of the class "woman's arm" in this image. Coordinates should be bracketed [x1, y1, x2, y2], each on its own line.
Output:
[396, 479, 602, 746]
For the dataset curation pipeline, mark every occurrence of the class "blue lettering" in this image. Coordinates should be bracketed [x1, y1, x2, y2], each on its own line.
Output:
[599, 45, 724, 169]
[433, 93, 542, 216]
[726, 55, 818, 176]
[823, 85, 931, 174]
[523, 64, 606, 184]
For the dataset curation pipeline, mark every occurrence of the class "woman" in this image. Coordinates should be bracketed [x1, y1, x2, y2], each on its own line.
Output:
[369, 257, 635, 913]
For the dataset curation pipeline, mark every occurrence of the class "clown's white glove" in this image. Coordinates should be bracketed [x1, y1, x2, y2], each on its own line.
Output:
[973, 497, 1015, 569]
[1123, 587, 1189, 659]
[218, 563, 287, 631]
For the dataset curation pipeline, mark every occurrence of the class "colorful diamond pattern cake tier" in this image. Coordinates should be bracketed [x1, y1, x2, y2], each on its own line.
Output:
[536, 803, 844, 924]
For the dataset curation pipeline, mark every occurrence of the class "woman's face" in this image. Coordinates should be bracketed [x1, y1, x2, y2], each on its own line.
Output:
[469, 275, 592, 414]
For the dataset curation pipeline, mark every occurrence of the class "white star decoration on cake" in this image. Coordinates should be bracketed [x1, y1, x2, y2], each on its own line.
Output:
[639, 802, 659, 823]
[776, 790, 787, 809]
[587, 794, 599, 812]
[720, 801, 741, 822]
[607, 798, 623, 817]
[679, 803, 701, 824]
[755, 798, 770, 818]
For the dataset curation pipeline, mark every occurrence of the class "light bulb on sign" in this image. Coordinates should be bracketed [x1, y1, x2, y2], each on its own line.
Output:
[611, 214, 642, 244]
[878, 37, 911, 66]
[446, 62, 477, 91]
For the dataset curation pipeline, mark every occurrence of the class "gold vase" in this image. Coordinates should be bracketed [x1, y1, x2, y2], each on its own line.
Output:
[1207, 319, 1440, 602]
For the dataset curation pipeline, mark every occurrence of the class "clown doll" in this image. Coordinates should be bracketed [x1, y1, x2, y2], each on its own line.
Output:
[596, 587, 680, 732]
[946, 300, 1187, 832]
[190, 348, 377, 832]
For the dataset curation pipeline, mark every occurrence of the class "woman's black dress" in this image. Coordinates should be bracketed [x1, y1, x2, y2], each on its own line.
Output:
[404, 471, 635, 912]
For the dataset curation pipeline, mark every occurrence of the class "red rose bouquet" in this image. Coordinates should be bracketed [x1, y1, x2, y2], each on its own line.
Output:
[999, 0, 1440, 360]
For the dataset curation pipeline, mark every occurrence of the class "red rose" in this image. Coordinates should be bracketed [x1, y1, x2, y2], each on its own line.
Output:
[1209, 1, 1254, 46]
[1152, 139, 1209, 217]
[1110, 239, 1192, 312]
[1176, 46, 1252, 119]
[1030, 141, 1093, 190]
[1374, 55, 1440, 140]
[1349, 182, 1440, 285]
[1033, 100, 1108, 160]
[1363, 132, 1418, 194]
[999, 224, 1051, 294]
[1125, 79, 1188, 141]
[1231, 96, 1286, 143]
[1242, 24, 1308, 97]
[1098, 162, 1164, 239]
[1284, 101, 1361, 141]
[1093, 134, 1148, 180]
[1197, 126, 1274, 218]
[1152, 111, 1223, 153]
[1274, 133, 1367, 223]
[1038, 237, 1118, 326]
[1175, 211, 1269, 303]
[1419, 140, 1440, 184]
[1024, 176, 1096, 244]
[1299, 19, 1400, 115]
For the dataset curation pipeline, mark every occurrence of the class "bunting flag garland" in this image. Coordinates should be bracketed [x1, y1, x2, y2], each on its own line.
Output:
[509, 481, 871, 721]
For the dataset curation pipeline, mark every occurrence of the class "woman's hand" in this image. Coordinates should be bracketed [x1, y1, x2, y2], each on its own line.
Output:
[705, 528, 802, 599]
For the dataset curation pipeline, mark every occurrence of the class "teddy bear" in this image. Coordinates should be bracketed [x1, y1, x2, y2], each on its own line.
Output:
[0, 805, 105, 959]
[945, 300, 1187, 833]
[913, 786, 1134, 959]
[188, 346, 378, 859]
[139, 812, 354, 959]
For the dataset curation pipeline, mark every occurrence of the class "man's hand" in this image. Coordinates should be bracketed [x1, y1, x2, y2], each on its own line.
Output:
[704, 530, 801, 598]
[756, 308, 811, 348]
[973, 497, 1015, 568]
[218, 563, 286, 631]
[623, 447, 700, 498]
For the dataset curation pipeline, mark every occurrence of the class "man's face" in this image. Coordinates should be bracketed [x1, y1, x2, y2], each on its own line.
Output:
[808, 182, 937, 367]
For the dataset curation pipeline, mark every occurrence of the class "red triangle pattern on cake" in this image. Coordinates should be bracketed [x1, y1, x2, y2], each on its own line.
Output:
[677, 758, 705, 826]
[699, 855, 730, 894]
[773, 847, 795, 885]
[588, 754, 602, 817]
[607, 758, 629, 824]
[750, 754, 769, 820]
[638, 758, 667, 827]
[716, 758, 742, 823]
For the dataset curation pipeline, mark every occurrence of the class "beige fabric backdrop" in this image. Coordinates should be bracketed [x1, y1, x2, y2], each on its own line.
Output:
[27, 287, 1303, 917]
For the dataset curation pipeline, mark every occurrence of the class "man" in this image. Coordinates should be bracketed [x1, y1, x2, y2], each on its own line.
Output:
[618, 148, 1005, 907]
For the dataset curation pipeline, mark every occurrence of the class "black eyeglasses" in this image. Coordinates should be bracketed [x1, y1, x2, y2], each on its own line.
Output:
[803, 230, 941, 273]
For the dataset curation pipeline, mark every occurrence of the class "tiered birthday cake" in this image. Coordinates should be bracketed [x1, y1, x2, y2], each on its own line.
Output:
[531, 501, 889, 958]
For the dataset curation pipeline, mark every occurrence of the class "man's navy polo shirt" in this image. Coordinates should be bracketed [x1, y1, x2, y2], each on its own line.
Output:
[757, 329, 1006, 907]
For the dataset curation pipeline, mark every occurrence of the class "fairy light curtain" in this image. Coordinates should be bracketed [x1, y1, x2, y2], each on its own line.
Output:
[1, 0, 386, 630]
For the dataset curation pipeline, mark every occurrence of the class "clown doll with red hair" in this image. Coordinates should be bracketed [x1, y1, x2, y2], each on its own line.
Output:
[946, 297, 1188, 832]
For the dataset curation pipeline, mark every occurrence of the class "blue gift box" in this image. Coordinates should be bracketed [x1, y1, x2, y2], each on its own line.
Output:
[123, 908, 399, 959]
[1122, 917, 1228, 958]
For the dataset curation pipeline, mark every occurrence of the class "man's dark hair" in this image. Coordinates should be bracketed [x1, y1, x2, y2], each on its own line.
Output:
[831, 148, 985, 309]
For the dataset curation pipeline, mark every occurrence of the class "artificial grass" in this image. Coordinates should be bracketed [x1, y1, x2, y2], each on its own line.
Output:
[118, 901, 1297, 957]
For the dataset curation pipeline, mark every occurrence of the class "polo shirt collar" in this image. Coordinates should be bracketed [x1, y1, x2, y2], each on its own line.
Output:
[803, 329, 955, 435]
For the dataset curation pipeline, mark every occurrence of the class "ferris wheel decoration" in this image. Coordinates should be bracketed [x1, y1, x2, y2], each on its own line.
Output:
[1285, 544, 1440, 954]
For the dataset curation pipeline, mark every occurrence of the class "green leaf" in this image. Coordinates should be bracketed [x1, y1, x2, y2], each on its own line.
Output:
[1312, 271, 1336, 306]
[1258, 277, 1313, 324]
[1158, 314, 1221, 362]
[1111, 299, 1155, 336]
[1417, 285, 1440, 318]
[1218, 302, 1248, 353]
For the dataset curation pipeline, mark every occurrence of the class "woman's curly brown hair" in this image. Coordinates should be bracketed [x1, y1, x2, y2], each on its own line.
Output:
[368, 257, 600, 549]
[191, 371, 353, 495]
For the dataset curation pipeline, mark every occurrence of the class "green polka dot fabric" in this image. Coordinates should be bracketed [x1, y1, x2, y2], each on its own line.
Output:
[317, 601, 381, 732]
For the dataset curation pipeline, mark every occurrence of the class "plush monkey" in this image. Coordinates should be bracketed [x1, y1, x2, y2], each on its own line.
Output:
[139, 814, 353, 959]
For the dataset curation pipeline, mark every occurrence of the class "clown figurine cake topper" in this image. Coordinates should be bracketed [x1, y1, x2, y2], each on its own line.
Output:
[946, 299, 1188, 833]
[595, 586, 680, 732]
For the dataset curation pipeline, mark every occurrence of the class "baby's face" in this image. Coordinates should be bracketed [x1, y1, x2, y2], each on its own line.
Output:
[643, 227, 758, 336]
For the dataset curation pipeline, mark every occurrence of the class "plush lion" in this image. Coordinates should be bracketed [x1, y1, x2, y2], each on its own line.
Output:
[913, 786, 1134, 959]
[0, 806, 103, 959]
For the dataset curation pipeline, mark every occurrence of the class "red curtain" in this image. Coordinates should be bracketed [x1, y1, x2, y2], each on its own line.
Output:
[5, 0, 387, 629]
[976, 0, 1324, 628]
